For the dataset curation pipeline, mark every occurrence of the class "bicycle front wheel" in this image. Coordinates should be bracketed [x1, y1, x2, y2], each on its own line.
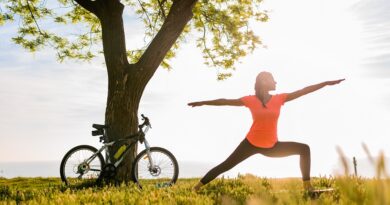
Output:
[60, 145, 104, 186]
[132, 147, 179, 188]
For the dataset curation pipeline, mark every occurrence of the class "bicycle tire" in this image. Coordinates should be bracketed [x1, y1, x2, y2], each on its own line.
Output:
[60, 145, 105, 186]
[132, 147, 179, 188]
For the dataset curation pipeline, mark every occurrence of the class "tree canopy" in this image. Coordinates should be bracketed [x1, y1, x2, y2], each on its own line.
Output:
[0, 0, 268, 79]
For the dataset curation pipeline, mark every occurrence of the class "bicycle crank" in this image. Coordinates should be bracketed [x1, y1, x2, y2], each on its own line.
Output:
[102, 164, 117, 180]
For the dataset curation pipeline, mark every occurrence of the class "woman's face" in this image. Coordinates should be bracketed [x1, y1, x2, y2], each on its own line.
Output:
[257, 72, 277, 91]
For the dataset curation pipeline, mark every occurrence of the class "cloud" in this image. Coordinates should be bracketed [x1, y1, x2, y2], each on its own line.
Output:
[350, 0, 390, 77]
[361, 53, 390, 78]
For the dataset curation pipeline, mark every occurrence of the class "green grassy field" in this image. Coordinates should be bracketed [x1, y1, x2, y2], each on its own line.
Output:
[0, 175, 389, 205]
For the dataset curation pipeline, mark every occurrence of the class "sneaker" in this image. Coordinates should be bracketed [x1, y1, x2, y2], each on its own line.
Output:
[193, 181, 203, 192]
[303, 180, 314, 192]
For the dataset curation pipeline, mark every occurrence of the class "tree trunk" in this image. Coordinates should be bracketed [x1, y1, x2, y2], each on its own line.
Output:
[77, 0, 198, 182]
[99, 0, 138, 181]
[105, 75, 141, 181]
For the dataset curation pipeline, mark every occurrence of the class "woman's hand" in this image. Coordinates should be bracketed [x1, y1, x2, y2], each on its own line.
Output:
[188, 101, 204, 107]
[325, 79, 345, 86]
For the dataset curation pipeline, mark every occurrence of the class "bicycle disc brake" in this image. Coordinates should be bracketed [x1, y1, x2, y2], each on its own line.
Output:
[150, 166, 161, 176]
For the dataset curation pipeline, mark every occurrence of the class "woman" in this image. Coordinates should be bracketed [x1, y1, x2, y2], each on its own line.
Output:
[188, 71, 344, 192]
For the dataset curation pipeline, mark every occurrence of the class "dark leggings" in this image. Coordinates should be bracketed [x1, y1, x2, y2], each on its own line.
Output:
[200, 138, 311, 185]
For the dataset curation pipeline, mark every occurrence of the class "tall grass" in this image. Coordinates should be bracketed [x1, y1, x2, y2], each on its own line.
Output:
[0, 175, 389, 204]
[0, 145, 388, 204]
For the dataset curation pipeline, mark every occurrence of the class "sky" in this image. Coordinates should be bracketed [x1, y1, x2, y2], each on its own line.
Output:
[0, 0, 389, 178]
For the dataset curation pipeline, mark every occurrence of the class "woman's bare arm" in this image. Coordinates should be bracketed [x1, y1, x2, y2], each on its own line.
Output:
[188, 98, 243, 107]
[286, 79, 345, 102]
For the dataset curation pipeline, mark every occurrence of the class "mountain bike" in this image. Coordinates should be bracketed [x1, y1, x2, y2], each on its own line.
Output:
[59, 114, 179, 188]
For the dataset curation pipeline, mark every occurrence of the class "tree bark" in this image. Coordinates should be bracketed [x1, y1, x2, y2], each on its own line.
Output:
[97, 0, 136, 181]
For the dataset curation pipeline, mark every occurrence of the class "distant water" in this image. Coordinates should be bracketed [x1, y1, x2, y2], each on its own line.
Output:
[0, 158, 388, 179]
[0, 161, 214, 179]
[0, 161, 60, 178]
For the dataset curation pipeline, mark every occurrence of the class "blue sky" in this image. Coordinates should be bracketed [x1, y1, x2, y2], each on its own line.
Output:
[0, 0, 389, 178]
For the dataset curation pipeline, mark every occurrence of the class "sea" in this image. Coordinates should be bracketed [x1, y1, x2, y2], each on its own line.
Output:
[0, 161, 213, 179]
[0, 158, 388, 179]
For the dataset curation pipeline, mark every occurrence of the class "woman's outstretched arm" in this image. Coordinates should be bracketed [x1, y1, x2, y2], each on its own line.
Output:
[188, 98, 243, 107]
[286, 79, 345, 102]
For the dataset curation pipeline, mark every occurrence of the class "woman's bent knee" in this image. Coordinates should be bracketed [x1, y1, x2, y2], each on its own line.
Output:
[301, 144, 310, 155]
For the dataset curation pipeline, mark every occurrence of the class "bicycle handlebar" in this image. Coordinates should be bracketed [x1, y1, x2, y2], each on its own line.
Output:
[139, 114, 152, 129]
[92, 114, 151, 143]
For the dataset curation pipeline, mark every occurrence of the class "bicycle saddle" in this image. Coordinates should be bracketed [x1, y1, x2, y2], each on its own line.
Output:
[92, 124, 108, 129]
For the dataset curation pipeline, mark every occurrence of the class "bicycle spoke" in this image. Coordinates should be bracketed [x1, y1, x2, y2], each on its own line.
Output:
[133, 147, 178, 188]
[60, 145, 104, 186]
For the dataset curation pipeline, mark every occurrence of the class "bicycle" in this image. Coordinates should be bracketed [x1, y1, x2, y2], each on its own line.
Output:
[60, 114, 179, 188]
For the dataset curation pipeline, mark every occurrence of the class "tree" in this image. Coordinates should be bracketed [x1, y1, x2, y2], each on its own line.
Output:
[0, 0, 268, 181]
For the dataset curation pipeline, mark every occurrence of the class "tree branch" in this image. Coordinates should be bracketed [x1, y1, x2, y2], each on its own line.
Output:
[136, 0, 153, 32]
[157, 0, 167, 20]
[136, 0, 198, 81]
[74, 0, 98, 15]
[25, 0, 63, 57]
[199, 13, 217, 67]
[26, 0, 43, 35]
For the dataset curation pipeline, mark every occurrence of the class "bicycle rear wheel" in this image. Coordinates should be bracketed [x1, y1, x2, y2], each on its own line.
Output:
[60, 145, 104, 186]
[132, 147, 179, 188]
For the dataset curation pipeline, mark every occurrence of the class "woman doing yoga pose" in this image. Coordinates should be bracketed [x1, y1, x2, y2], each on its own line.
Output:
[188, 71, 344, 192]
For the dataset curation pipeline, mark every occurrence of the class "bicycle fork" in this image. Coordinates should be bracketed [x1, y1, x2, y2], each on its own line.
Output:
[143, 139, 156, 170]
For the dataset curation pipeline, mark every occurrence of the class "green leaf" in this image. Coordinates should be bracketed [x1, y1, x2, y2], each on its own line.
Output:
[2, 0, 268, 79]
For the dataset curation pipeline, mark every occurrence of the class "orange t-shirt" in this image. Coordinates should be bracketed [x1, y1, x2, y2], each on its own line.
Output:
[240, 94, 288, 148]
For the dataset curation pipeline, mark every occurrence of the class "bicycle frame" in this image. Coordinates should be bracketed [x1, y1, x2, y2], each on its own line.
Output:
[85, 124, 155, 173]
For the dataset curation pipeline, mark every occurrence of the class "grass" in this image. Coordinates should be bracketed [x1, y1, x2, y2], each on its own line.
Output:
[0, 175, 389, 204]
[1, 146, 388, 204]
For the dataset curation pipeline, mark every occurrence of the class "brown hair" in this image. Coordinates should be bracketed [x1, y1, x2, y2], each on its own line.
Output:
[254, 72, 271, 108]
